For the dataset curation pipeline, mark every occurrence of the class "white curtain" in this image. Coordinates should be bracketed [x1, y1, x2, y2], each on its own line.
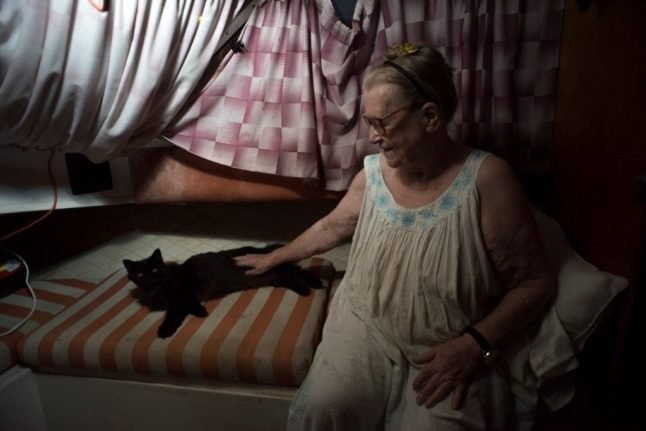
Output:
[0, 0, 243, 161]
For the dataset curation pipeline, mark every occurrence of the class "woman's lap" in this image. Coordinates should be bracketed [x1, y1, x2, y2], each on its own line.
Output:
[287, 301, 513, 430]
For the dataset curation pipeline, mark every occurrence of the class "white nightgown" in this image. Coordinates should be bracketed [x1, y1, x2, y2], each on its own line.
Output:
[287, 150, 525, 430]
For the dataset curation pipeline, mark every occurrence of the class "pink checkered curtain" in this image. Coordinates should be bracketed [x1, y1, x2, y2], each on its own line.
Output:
[370, 0, 565, 172]
[167, 0, 384, 190]
[167, 0, 564, 190]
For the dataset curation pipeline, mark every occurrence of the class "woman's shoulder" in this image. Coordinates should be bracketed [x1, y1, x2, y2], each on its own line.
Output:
[475, 153, 530, 219]
[474, 153, 516, 188]
[343, 166, 367, 201]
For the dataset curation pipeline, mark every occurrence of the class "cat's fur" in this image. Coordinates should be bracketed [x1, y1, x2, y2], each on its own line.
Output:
[122, 244, 322, 338]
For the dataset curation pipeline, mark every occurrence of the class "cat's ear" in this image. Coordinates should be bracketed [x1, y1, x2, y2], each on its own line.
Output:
[152, 249, 163, 261]
[123, 259, 133, 271]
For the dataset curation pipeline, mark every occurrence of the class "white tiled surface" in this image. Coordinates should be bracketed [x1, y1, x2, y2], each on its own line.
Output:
[34, 201, 350, 283]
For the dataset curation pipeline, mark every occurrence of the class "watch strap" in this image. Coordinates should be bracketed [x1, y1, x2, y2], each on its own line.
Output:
[462, 326, 492, 354]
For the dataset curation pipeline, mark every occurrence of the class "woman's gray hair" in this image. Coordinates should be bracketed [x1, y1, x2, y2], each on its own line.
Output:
[363, 44, 458, 122]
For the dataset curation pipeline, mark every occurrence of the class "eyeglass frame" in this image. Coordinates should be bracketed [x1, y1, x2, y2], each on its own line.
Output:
[362, 102, 425, 136]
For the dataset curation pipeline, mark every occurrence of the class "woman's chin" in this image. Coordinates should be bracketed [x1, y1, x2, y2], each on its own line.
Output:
[383, 154, 401, 168]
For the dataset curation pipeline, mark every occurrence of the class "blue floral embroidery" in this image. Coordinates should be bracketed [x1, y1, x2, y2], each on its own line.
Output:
[439, 194, 454, 210]
[419, 208, 435, 220]
[376, 193, 389, 208]
[365, 151, 487, 229]
[386, 207, 399, 222]
[401, 212, 415, 227]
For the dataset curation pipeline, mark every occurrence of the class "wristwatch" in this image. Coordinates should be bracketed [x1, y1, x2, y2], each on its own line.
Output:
[463, 326, 498, 365]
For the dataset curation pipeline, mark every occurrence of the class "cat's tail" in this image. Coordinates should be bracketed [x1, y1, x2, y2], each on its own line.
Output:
[276, 266, 323, 296]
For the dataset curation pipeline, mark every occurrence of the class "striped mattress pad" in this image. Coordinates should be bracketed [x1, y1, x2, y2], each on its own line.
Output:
[1, 278, 95, 373]
[17, 258, 335, 386]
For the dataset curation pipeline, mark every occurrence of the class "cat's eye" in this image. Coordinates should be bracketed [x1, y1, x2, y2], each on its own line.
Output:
[136, 272, 144, 278]
[152, 268, 159, 273]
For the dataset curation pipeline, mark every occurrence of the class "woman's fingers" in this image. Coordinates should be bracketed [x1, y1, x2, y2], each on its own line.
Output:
[412, 342, 475, 409]
[416, 379, 453, 408]
[412, 362, 434, 391]
[451, 383, 467, 410]
[413, 349, 437, 365]
[233, 254, 264, 274]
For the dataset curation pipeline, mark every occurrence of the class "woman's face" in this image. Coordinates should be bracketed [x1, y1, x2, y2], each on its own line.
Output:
[362, 84, 429, 169]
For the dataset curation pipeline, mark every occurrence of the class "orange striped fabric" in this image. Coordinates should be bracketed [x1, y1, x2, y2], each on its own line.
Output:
[0, 278, 96, 372]
[18, 258, 336, 386]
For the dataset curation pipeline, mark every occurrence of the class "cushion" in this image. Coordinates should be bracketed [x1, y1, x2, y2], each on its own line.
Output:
[18, 258, 335, 386]
[533, 209, 628, 351]
[504, 210, 629, 411]
[1, 278, 95, 372]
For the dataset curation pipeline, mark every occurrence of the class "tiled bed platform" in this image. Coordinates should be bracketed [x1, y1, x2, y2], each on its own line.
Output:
[0, 201, 349, 430]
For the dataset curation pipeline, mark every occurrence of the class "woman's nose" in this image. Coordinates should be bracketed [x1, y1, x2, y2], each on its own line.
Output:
[368, 127, 382, 145]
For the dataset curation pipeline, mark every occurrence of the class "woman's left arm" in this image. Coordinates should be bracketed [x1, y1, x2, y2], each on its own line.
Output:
[413, 155, 555, 409]
[470, 155, 555, 347]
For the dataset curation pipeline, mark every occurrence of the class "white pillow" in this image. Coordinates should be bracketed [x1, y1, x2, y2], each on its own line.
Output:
[532, 209, 628, 351]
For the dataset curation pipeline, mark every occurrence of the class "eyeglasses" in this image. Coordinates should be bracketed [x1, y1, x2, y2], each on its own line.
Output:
[362, 102, 423, 136]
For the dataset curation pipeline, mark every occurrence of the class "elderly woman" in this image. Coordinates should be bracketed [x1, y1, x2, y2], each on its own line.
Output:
[236, 44, 555, 430]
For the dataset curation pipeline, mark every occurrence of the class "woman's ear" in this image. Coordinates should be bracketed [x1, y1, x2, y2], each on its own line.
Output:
[421, 102, 441, 132]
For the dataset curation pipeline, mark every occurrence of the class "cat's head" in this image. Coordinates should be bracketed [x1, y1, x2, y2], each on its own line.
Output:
[123, 248, 166, 293]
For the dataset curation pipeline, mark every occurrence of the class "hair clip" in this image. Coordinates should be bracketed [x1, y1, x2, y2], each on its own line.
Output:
[394, 42, 420, 57]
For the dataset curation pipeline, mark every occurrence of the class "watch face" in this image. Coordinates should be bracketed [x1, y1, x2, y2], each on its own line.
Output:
[483, 350, 498, 365]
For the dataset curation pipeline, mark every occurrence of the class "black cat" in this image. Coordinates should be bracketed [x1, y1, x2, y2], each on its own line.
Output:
[122, 244, 322, 338]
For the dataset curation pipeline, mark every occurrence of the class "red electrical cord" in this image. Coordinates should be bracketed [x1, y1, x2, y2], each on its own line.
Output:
[0, 150, 59, 242]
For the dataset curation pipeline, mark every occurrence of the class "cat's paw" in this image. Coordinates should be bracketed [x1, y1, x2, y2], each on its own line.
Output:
[189, 303, 208, 318]
[157, 325, 176, 338]
[193, 305, 208, 318]
[291, 285, 311, 296]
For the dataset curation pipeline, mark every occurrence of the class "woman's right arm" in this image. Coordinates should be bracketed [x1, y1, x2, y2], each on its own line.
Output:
[234, 170, 366, 275]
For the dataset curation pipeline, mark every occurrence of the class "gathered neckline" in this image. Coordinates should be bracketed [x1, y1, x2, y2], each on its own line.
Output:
[376, 150, 479, 211]
[364, 150, 488, 230]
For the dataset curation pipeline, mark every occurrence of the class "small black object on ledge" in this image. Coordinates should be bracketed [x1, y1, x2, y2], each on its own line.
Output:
[232, 41, 246, 53]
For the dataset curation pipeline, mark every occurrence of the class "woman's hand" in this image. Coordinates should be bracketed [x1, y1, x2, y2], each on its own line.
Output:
[233, 253, 276, 275]
[412, 334, 482, 410]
